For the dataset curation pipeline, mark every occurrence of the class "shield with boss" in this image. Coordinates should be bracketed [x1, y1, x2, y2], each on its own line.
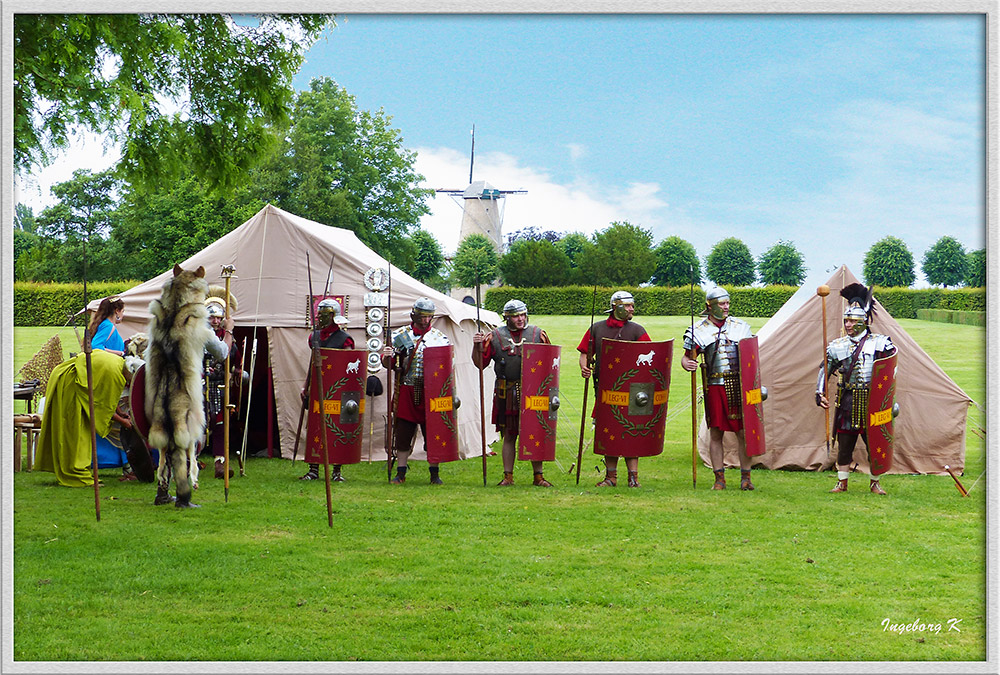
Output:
[518, 343, 561, 462]
[866, 351, 898, 476]
[738, 335, 766, 458]
[594, 339, 673, 458]
[305, 348, 367, 465]
[422, 344, 460, 464]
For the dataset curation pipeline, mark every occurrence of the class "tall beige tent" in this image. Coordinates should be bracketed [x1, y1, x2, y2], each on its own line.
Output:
[92, 204, 502, 461]
[699, 265, 972, 475]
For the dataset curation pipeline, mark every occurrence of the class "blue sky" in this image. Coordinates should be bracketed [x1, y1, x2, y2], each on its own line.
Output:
[296, 12, 986, 286]
[15, 12, 987, 288]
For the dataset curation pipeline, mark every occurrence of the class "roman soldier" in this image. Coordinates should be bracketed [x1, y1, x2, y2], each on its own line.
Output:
[816, 283, 897, 495]
[204, 289, 239, 480]
[382, 297, 451, 485]
[578, 290, 651, 488]
[300, 297, 355, 482]
[472, 299, 554, 487]
[681, 286, 757, 491]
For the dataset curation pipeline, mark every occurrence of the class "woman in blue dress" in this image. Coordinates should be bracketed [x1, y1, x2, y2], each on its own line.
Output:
[89, 296, 125, 355]
[88, 296, 134, 478]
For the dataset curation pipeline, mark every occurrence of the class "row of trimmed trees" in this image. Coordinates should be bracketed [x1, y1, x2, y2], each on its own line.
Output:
[441, 225, 984, 290]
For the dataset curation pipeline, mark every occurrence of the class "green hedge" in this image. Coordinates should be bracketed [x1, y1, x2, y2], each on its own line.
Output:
[485, 284, 987, 318]
[13, 281, 141, 326]
[915, 308, 987, 327]
[484, 285, 797, 317]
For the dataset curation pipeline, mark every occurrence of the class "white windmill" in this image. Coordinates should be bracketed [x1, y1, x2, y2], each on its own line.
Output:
[436, 126, 526, 305]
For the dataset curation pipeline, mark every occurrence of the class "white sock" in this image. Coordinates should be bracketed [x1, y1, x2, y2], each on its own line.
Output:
[838, 471, 850, 480]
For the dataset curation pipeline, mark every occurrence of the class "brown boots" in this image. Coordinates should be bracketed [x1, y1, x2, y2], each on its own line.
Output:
[627, 470, 640, 488]
[740, 469, 754, 491]
[829, 478, 848, 493]
[870, 479, 887, 495]
[712, 469, 726, 490]
[829, 477, 886, 494]
[532, 472, 553, 487]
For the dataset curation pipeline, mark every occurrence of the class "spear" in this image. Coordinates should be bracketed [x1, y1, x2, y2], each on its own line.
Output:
[690, 265, 698, 489]
[81, 256, 101, 521]
[306, 252, 334, 528]
[576, 282, 598, 485]
[475, 266, 487, 487]
[386, 263, 397, 482]
[817, 284, 832, 458]
[221, 264, 235, 502]
[944, 465, 969, 497]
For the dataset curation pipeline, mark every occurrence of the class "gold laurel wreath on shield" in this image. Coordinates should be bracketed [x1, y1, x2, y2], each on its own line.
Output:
[322, 377, 362, 444]
[438, 374, 457, 434]
[532, 371, 556, 440]
[608, 368, 665, 437]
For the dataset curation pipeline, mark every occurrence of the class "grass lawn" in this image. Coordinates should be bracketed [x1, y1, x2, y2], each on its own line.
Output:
[10, 317, 988, 664]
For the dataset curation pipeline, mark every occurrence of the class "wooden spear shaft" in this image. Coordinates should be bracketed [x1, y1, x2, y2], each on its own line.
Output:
[222, 266, 234, 502]
[476, 275, 487, 487]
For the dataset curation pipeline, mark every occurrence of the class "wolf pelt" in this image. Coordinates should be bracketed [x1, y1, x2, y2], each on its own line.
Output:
[145, 264, 213, 507]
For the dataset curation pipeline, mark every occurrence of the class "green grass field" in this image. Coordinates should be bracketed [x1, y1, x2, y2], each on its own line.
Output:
[11, 317, 988, 663]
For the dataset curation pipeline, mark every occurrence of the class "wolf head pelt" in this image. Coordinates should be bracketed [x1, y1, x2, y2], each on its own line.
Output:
[144, 264, 212, 505]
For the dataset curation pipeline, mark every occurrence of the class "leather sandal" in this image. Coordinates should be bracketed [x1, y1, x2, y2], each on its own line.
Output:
[533, 472, 553, 487]
[740, 469, 754, 491]
[829, 478, 848, 493]
[497, 472, 515, 486]
[870, 479, 886, 495]
[712, 469, 726, 490]
[596, 470, 617, 487]
[627, 470, 640, 488]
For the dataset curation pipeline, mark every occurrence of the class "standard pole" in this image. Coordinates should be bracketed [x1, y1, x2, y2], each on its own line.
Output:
[817, 284, 831, 458]
[221, 265, 234, 501]
[476, 275, 487, 487]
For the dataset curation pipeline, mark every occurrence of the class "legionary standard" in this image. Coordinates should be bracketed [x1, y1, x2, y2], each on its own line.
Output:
[737, 335, 766, 457]
[865, 351, 897, 475]
[518, 343, 561, 462]
[594, 339, 673, 457]
[421, 344, 461, 464]
[305, 348, 368, 466]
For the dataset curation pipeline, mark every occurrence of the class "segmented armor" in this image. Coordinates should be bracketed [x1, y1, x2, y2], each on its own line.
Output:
[684, 316, 753, 385]
[817, 329, 896, 431]
[389, 325, 449, 387]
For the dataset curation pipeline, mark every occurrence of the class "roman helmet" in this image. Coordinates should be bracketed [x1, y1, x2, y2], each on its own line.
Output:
[840, 282, 873, 335]
[317, 297, 349, 327]
[502, 298, 528, 330]
[606, 290, 635, 321]
[205, 285, 237, 319]
[705, 286, 729, 321]
[410, 297, 436, 321]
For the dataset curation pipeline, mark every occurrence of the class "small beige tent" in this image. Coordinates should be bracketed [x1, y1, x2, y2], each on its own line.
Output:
[698, 265, 973, 475]
[92, 204, 502, 461]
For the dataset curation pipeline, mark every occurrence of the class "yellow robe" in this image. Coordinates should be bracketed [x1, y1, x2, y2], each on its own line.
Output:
[35, 350, 126, 487]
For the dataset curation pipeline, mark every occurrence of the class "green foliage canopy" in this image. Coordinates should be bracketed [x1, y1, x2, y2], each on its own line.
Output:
[922, 236, 968, 287]
[651, 236, 701, 287]
[576, 221, 656, 287]
[863, 236, 916, 287]
[965, 248, 986, 288]
[451, 234, 499, 289]
[499, 239, 572, 287]
[757, 240, 806, 286]
[706, 237, 756, 287]
[14, 14, 331, 193]
[410, 229, 445, 283]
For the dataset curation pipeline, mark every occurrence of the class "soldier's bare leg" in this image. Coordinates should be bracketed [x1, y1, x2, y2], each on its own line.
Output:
[709, 427, 725, 470]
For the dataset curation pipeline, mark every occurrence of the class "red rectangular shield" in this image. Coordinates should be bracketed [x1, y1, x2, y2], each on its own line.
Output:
[738, 336, 766, 458]
[518, 343, 561, 462]
[594, 339, 672, 458]
[305, 348, 367, 465]
[867, 352, 897, 476]
[422, 344, 460, 464]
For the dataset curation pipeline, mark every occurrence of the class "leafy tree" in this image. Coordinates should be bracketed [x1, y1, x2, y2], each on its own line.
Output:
[556, 231, 591, 284]
[651, 236, 701, 287]
[410, 229, 445, 283]
[251, 77, 432, 257]
[108, 175, 263, 280]
[965, 248, 986, 288]
[499, 239, 572, 287]
[12, 229, 40, 280]
[451, 234, 499, 290]
[23, 169, 119, 282]
[863, 236, 916, 287]
[576, 221, 656, 287]
[706, 237, 756, 287]
[14, 203, 37, 233]
[14, 14, 331, 192]
[757, 240, 806, 286]
[922, 236, 968, 287]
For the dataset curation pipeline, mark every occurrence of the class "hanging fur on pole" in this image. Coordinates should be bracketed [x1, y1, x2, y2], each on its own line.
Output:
[145, 264, 217, 508]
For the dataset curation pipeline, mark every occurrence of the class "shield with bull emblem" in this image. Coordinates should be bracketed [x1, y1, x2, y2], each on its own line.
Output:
[594, 339, 673, 458]
[305, 348, 367, 465]
[422, 344, 460, 464]
[738, 335, 766, 458]
[867, 351, 897, 476]
[518, 343, 561, 462]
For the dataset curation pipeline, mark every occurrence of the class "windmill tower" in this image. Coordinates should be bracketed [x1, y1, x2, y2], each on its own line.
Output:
[437, 126, 526, 305]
